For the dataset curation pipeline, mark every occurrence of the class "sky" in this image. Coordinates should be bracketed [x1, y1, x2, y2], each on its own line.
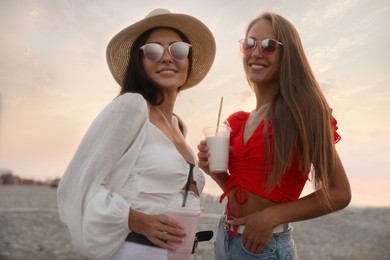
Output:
[0, 0, 389, 207]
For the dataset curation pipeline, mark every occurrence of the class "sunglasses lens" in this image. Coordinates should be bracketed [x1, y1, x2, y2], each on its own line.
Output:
[261, 39, 278, 54]
[169, 42, 190, 60]
[143, 43, 164, 61]
[240, 38, 256, 54]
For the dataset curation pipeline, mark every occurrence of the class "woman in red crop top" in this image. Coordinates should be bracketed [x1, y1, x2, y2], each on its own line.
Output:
[198, 12, 351, 259]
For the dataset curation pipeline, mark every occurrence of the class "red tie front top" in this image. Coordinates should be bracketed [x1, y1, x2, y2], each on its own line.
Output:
[220, 111, 341, 236]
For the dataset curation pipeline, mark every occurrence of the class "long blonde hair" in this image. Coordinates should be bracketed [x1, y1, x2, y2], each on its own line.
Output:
[246, 13, 336, 209]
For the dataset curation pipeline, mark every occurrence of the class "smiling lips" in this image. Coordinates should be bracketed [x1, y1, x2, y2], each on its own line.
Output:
[157, 68, 178, 76]
[250, 62, 268, 69]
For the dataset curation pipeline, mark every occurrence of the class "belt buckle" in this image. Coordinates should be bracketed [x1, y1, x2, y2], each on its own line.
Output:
[222, 212, 228, 231]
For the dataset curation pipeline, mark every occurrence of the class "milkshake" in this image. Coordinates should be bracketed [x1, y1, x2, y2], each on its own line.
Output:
[166, 191, 202, 260]
[203, 125, 231, 173]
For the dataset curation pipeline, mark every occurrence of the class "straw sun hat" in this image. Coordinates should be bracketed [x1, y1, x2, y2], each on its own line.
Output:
[106, 8, 216, 90]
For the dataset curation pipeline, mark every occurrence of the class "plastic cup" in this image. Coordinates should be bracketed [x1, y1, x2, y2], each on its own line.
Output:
[166, 191, 202, 260]
[203, 125, 231, 173]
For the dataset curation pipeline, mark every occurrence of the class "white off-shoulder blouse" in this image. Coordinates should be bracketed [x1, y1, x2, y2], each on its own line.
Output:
[57, 93, 205, 259]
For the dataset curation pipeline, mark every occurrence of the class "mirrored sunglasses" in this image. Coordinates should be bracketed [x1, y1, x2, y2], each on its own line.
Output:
[140, 42, 192, 62]
[239, 37, 283, 55]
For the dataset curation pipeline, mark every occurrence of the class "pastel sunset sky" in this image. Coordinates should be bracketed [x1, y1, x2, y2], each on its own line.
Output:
[1, 0, 389, 207]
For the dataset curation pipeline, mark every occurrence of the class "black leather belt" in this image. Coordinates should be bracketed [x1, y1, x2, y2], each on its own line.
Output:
[125, 230, 214, 253]
[125, 232, 160, 248]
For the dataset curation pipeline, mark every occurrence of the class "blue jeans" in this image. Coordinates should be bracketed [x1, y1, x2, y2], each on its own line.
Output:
[214, 219, 298, 260]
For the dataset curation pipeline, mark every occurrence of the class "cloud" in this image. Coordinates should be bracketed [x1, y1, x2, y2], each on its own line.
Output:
[30, 6, 45, 18]
[234, 90, 253, 104]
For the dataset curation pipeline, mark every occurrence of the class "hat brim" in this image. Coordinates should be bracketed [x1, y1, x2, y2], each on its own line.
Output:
[106, 11, 216, 90]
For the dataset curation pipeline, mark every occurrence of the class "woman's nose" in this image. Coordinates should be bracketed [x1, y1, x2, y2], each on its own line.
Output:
[160, 48, 173, 62]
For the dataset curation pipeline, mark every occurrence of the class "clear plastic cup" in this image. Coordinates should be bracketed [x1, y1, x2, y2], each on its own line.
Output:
[166, 191, 202, 260]
[203, 125, 231, 173]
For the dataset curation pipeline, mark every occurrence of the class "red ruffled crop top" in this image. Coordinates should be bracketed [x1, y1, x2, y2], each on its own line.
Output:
[220, 111, 341, 236]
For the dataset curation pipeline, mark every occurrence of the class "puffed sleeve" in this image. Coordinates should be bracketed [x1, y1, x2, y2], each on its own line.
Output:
[332, 116, 341, 143]
[226, 111, 248, 129]
[57, 93, 147, 259]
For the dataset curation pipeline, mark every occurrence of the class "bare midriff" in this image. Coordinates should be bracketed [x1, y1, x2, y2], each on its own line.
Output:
[228, 187, 276, 217]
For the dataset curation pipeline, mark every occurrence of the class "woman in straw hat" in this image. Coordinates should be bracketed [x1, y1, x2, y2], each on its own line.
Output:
[57, 9, 215, 259]
[198, 12, 351, 259]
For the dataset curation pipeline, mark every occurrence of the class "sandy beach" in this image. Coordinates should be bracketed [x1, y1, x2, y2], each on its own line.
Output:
[0, 185, 389, 260]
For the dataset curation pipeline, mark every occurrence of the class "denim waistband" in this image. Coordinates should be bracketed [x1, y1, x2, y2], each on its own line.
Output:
[221, 212, 291, 236]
